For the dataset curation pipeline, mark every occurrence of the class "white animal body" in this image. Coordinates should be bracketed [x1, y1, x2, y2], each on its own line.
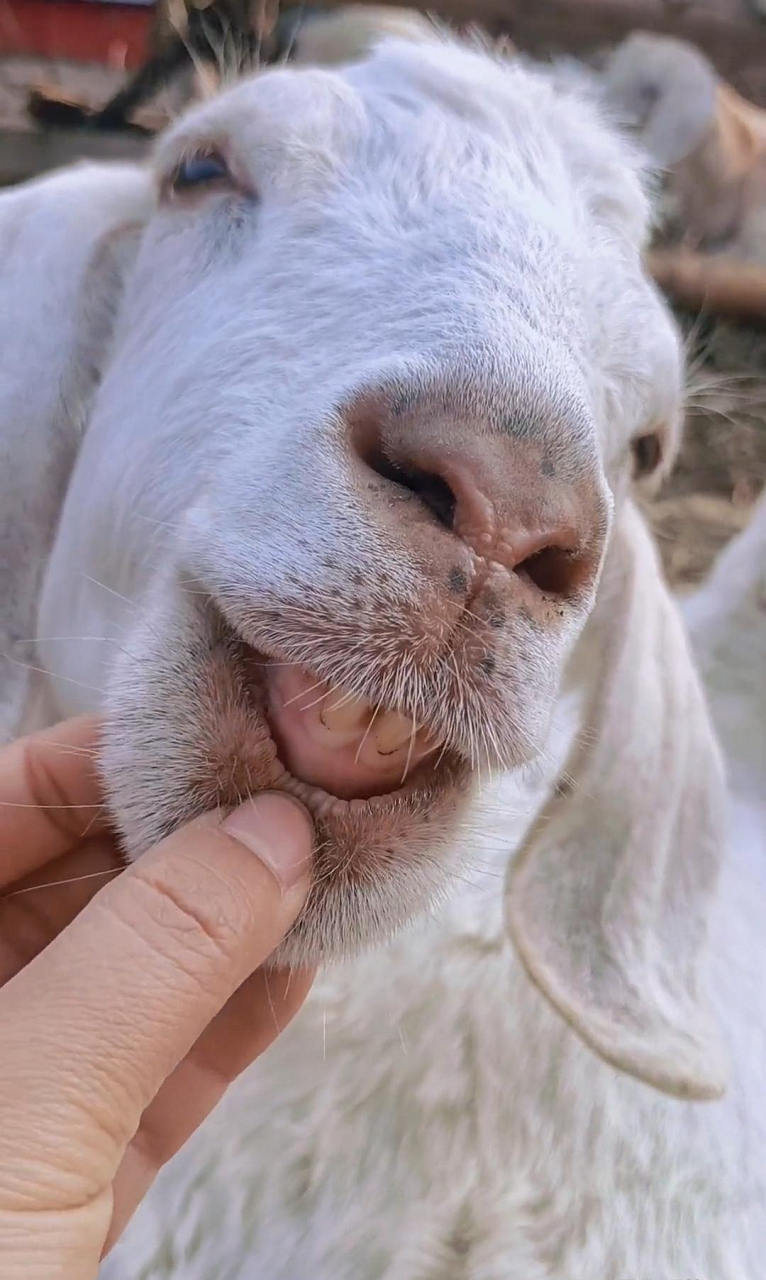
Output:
[0, 35, 763, 1280]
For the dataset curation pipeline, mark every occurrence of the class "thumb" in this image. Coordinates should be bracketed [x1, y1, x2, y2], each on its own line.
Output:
[0, 793, 313, 1214]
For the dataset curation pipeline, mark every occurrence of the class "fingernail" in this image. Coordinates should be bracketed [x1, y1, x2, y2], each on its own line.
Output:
[221, 793, 313, 890]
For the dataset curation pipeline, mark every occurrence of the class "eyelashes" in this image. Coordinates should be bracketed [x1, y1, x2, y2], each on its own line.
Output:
[168, 150, 233, 194]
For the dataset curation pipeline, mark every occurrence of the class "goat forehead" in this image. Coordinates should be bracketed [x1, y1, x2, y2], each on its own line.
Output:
[146, 145, 591, 377]
[151, 47, 624, 369]
[152, 53, 608, 384]
[168, 43, 583, 213]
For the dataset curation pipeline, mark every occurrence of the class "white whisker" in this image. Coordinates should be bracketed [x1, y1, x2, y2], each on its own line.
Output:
[2, 655, 102, 695]
[284, 678, 328, 710]
[5, 867, 121, 898]
[0, 799, 106, 811]
[355, 702, 381, 765]
[401, 715, 417, 786]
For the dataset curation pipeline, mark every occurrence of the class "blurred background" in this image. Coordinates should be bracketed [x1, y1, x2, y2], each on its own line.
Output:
[2, 0, 765, 586]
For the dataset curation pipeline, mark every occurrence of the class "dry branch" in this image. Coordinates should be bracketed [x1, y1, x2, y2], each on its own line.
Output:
[647, 247, 766, 322]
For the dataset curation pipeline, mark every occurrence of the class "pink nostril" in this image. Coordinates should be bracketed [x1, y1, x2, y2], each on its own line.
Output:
[361, 439, 459, 532]
[351, 413, 598, 602]
[513, 539, 594, 598]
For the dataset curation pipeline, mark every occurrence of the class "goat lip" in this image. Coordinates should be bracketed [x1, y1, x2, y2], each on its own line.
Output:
[261, 661, 443, 802]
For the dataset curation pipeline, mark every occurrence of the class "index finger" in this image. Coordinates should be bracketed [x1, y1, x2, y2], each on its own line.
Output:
[0, 716, 111, 890]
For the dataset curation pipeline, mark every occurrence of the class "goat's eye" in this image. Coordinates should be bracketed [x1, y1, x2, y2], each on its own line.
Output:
[170, 152, 232, 193]
[632, 432, 662, 478]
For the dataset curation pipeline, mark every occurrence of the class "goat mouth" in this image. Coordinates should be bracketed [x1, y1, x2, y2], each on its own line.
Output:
[235, 642, 456, 815]
[264, 662, 443, 801]
[104, 601, 482, 960]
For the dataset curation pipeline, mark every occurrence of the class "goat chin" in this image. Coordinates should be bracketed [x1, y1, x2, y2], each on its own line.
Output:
[0, 30, 763, 1280]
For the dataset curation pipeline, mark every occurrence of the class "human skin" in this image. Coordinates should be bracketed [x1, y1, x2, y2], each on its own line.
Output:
[0, 716, 314, 1280]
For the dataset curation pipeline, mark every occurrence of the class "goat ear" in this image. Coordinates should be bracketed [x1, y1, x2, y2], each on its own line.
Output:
[506, 501, 728, 1100]
[0, 163, 151, 739]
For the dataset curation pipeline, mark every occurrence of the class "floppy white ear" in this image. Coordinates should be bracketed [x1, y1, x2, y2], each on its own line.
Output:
[507, 500, 728, 1100]
[0, 162, 151, 739]
[603, 33, 717, 168]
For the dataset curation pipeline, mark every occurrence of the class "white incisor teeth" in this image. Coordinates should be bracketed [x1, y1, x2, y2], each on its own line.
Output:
[373, 708, 417, 755]
[319, 688, 372, 731]
[311, 682, 442, 761]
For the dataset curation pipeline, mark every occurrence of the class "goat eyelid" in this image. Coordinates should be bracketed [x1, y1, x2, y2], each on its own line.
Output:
[160, 145, 255, 203]
[632, 431, 662, 478]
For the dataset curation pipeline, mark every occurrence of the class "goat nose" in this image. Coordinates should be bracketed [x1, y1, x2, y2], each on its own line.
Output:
[349, 402, 605, 602]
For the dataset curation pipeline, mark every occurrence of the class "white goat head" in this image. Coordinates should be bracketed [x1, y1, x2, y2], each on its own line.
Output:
[0, 38, 726, 1100]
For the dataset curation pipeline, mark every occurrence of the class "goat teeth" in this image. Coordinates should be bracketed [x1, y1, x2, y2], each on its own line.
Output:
[319, 689, 371, 731]
[308, 718, 361, 750]
[373, 709, 417, 755]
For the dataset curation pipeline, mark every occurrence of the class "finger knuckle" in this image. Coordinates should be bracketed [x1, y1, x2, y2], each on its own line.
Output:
[126, 862, 247, 968]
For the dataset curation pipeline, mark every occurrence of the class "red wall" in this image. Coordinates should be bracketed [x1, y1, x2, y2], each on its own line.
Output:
[0, 1, 153, 67]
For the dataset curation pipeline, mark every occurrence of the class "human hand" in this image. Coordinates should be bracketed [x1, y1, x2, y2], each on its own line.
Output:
[0, 716, 314, 1280]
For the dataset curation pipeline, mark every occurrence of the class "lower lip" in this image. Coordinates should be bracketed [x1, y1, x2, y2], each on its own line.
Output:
[245, 650, 448, 798]
[263, 663, 438, 802]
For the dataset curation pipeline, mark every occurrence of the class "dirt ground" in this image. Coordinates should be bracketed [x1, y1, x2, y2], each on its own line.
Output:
[646, 313, 766, 590]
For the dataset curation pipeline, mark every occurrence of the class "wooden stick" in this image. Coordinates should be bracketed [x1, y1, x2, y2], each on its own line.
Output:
[646, 248, 766, 323]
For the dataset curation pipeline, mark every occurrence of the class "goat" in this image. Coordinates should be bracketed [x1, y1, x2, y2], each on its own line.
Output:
[0, 36, 762, 1278]
[603, 31, 766, 260]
